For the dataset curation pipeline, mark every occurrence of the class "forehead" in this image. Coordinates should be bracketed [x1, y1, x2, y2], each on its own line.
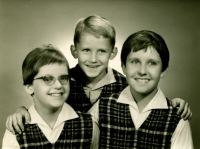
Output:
[128, 47, 161, 60]
[77, 32, 113, 50]
[37, 63, 69, 76]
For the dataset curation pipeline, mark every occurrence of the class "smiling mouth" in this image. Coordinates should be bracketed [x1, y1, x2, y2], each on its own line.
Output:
[135, 78, 150, 83]
[86, 65, 100, 68]
[49, 93, 63, 97]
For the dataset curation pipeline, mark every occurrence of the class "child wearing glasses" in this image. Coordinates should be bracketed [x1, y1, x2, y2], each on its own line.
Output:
[2, 45, 99, 149]
[88, 30, 193, 148]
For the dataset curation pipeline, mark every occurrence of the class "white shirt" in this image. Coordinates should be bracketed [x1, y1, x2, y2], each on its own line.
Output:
[3, 103, 99, 149]
[88, 86, 193, 149]
[83, 67, 116, 103]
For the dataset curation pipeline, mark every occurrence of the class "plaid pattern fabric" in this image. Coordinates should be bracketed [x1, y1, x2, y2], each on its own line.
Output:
[67, 64, 128, 112]
[99, 93, 181, 149]
[16, 112, 93, 149]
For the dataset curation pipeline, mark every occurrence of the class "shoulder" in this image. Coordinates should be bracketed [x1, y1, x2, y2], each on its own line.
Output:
[23, 124, 38, 132]
[166, 98, 179, 113]
[158, 98, 181, 122]
[2, 129, 19, 149]
[100, 92, 121, 104]
[69, 65, 79, 73]
[112, 69, 125, 79]
[76, 111, 92, 120]
[69, 65, 84, 82]
[111, 68, 127, 84]
[65, 111, 93, 128]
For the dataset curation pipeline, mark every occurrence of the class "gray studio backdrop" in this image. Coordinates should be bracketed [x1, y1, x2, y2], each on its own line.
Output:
[0, 0, 199, 148]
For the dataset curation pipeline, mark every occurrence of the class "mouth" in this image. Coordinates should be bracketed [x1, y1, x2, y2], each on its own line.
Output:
[135, 78, 150, 83]
[85, 65, 100, 68]
[49, 93, 63, 97]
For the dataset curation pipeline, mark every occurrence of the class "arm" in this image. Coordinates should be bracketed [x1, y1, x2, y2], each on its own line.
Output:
[171, 98, 192, 120]
[6, 106, 31, 134]
[171, 119, 193, 149]
[2, 129, 20, 149]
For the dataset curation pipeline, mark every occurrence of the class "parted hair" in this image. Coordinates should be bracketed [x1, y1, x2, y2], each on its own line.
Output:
[121, 30, 170, 72]
[22, 44, 69, 85]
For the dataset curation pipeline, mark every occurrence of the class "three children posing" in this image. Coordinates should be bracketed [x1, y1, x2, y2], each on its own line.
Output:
[5, 15, 192, 148]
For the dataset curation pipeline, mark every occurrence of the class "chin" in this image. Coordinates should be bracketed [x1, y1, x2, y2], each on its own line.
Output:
[137, 89, 156, 96]
[50, 104, 63, 111]
[52, 101, 65, 107]
[87, 74, 99, 78]
[132, 87, 152, 95]
[85, 72, 100, 78]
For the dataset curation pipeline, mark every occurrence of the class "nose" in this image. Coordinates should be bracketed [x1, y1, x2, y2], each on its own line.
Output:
[138, 64, 147, 76]
[90, 52, 97, 62]
[53, 79, 62, 89]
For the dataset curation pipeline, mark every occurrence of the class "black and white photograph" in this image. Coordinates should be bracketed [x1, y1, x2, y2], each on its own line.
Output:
[0, 0, 199, 148]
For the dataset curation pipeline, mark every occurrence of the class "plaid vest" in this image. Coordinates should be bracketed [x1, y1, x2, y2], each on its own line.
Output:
[67, 65, 128, 112]
[16, 112, 93, 149]
[99, 93, 181, 149]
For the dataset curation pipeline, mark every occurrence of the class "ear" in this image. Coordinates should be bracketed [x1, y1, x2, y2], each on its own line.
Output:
[109, 47, 118, 60]
[70, 45, 78, 59]
[24, 85, 34, 95]
[160, 69, 167, 78]
[121, 63, 127, 76]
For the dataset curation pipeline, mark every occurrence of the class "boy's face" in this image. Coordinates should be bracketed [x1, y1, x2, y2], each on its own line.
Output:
[71, 32, 117, 83]
[122, 46, 166, 96]
[25, 63, 70, 111]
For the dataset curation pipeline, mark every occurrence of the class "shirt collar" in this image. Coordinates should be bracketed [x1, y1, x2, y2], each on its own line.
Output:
[29, 103, 79, 127]
[117, 86, 168, 112]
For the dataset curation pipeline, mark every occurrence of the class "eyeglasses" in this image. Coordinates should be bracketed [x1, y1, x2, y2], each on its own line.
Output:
[34, 75, 70, 86]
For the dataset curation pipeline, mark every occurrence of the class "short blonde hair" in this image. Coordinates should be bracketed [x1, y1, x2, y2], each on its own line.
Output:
[73, 15, 116, 48]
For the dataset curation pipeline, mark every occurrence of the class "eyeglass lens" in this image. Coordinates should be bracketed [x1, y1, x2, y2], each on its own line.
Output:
[42, 75, 69, 86]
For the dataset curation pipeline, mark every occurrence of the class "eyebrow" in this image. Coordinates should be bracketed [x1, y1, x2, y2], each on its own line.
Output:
[39, 73, 69, 77]
[147, 59, 161, 62]
[128, 57, 161, 62]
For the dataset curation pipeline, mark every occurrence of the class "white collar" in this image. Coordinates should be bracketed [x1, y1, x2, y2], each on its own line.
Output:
[117, 86, 168, 113]
[29, 103, 79, 128]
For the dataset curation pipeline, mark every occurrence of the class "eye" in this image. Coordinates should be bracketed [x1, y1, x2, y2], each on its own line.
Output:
[43, 76, 54, 82]
[60, 75, 69, 81]
[98, 50, 106, 53]
[148, 61, 157, 66]
[131, 59, 139, 64]
[82, 49, 90, 53]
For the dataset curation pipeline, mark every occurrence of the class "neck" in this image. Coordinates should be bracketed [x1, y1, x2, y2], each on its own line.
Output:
[35, 105, 63, 129]
[130, 87, 158, 112]
[85, 69, 107, 87]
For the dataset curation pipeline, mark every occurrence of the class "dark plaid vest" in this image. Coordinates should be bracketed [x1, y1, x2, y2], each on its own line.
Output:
[16, 112, 93, 149]
[99, 93, 181, 149]
[67, 65, 128, 112]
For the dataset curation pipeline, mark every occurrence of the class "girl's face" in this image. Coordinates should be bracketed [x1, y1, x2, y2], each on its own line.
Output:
[26, 63, 70, 112]
[122, 46, 166, 98]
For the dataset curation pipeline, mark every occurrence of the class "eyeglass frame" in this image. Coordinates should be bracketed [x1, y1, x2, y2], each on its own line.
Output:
[33, 75, 70, 86]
